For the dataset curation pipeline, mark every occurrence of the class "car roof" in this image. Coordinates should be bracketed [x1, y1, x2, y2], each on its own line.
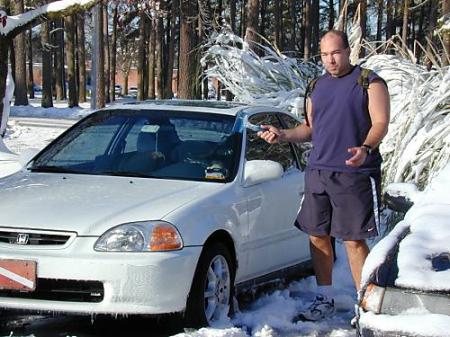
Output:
[103, 99, 290, 118]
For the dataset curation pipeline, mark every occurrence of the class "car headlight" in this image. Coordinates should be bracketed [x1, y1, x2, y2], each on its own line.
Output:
[94, 221, 183, 252]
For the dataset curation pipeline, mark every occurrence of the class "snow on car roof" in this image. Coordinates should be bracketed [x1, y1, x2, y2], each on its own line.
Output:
[115, 99, 250, 116]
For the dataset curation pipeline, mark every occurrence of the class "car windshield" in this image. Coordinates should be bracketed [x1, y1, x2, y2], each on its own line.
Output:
[30, 109, 241, 182]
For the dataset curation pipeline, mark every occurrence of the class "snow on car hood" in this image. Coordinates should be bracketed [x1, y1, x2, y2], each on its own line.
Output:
[0, 171, 221, 236]
[362, 163, 450, 292]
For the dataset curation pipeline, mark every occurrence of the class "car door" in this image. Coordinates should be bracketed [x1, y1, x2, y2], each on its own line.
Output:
[242, 112, 310, 279]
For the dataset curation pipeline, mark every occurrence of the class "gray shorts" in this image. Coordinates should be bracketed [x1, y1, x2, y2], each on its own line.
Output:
[296, 169, 381, 241]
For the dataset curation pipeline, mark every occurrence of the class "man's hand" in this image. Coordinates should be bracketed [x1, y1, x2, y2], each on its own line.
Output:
[257, 125, 284, 144]
[345, 147, 368, 167]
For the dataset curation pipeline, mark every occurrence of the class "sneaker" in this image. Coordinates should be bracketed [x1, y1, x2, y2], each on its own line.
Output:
[293, 294, 335, 322]
[350, 315, 357, 328]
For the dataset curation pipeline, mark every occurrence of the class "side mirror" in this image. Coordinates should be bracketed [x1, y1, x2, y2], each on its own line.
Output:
[384, 182, 418, 213]
[243, 160, 283, 187]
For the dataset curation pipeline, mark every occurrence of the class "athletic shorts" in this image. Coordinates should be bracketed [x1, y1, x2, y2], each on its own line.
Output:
[296, 168, 381, 241]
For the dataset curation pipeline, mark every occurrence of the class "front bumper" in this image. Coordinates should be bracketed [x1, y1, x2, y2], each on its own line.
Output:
[0, 237, 202, 315]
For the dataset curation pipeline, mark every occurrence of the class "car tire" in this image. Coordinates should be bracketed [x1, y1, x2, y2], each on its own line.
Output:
[185, 242, 235, 328]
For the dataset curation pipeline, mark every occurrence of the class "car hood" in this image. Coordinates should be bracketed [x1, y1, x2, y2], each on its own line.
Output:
[0, 171, 222, 236]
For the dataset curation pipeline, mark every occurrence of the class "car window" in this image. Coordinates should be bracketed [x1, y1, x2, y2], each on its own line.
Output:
[278, 113, 311, 170]
[245, 113, 297, 171]
[30, 110, 241, 183]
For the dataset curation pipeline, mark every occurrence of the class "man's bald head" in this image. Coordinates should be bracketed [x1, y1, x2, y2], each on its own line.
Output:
[321, 30, 349, 50]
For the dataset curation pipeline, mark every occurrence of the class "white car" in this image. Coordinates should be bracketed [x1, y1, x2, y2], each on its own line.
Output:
[0, 100, 311, 327]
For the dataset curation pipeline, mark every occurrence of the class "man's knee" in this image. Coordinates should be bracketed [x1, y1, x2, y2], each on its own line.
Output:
[310, 235, 332, 248]
[344, 239, 367, 251]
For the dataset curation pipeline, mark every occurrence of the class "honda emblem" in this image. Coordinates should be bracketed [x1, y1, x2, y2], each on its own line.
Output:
[16, 233, 29, 245]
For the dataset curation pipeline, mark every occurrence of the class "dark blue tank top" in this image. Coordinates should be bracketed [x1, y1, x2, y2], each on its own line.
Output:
[308, 65, 383, 174]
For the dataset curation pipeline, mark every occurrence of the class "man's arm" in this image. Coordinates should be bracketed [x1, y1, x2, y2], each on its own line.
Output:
[258, 98, 313, 144]
[346, 80, 390, 167]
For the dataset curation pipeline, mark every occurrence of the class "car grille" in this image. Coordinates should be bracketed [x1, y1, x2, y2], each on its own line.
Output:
[0, 279, 104, 303]
[0, 230, 72, 246]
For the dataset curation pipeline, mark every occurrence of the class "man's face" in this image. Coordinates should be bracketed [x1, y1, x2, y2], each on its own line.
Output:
[320, 34, 351, 77]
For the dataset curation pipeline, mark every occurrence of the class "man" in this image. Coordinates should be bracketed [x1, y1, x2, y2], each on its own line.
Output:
[258, 30, 390, 322]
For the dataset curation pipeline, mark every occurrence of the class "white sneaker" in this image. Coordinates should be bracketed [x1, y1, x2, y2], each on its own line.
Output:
[294, 294, 335, 322]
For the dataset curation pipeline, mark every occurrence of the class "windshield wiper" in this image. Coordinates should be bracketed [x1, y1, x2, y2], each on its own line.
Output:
[29, 166, 85, 174]
[99, 170, 157, 178]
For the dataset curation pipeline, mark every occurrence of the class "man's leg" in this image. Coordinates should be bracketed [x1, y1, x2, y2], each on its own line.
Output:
[344, 239, 370, 291]
[309, 235, 334, 286]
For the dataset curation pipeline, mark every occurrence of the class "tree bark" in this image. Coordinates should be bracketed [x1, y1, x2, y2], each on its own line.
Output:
[230, 0, 236, 33]
[13, 0, 28, 106]
[65, 15, 78, 107]
[376, 0, 383, 45]
[95, 2, 105, 108]
[386, 0, 393, 41]
[359, 0, 367, 58]
[244, 0, 260, 47]
[165, 0, 178, 99]
[109, 4, 118, 101]
[0, 36, 10, 131]
[148, 18, 156, 100]
[27, 29, 34, 99]
[41, 20, 53, 108]
[312, 0, 320, 57]
[304, 0, 312, 59]
[401, 0, 409, 48]
[426, 0, 438, 70]
[328, 0, 335, 30]
[178, 0, 198, 99]
[54, 19, 65, 101]
[137, 12, 146, 101]
[77, 14, 87, 103]
[443, 0, 450, 66]
[274, 0, 282, 49]
[155, 14, 164, 99]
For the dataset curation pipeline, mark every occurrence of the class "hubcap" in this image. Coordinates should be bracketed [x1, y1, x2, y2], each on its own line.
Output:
[204, 254, 231, 323]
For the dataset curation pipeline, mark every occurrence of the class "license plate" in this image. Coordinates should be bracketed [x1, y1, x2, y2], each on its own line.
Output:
[0, 259, 36, 292]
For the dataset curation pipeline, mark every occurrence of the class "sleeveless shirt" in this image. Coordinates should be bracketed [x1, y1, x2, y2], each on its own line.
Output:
[308, 65, 384, 174]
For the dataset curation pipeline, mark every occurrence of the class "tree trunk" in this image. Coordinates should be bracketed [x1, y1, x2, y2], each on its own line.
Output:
[137, 12, 146, 101]
[274, 0, 282, 49]
[110, 4, 118, 100]
[165, 0, 178, 99]
[244, 0, 259, 47]
[54, 19, 65, 101]
[359, 0, 367, 58]
[376, 0, 383, 45]
[155, 15, 164, 99]
[386, 0, 393, 41]
[13, 0, 28, 106]
[148, 19, 156, 100]
[27, 29, 34, 99]
[304, 0, 312, 59]
[401, 0, 409, 48]
[259, 0, 266, 38]
[288, 0, 297, 51]
[0, 36, 11, 131]
[95, 2, 105, 108]
[101, 3, 109, 103]
[443, 0, 450, 66]
[178, 0, 198, 99]
[41, 20, 53, 108]
[312, 0, 320, 57]
[328, 0, 335, 30]
[65, 15, 78, 107]
[426, 0, 438, 70]
[230, 0, 236, 33]
[77, 14, 87, 103]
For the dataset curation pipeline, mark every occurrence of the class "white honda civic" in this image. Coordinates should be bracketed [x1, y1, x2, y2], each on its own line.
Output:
[0, 100, 310, 327]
